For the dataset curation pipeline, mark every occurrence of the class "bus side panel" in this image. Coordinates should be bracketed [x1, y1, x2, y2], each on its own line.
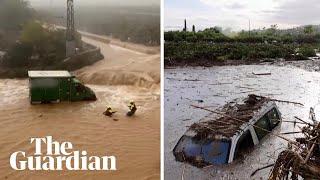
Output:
[59, 78, 71, 101]
[30, 78, 44, 102]
[30, 78, 59, 102]
[42, 78, 60, 101]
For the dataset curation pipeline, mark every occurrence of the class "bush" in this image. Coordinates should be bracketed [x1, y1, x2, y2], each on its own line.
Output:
[165, 30, 320, 44]
[164, 42, 303, 63]
[2, 21, 85, 68]
[0, 0, 33, 31]
[298, 46, 316, 57]
[3, 42, 32, 67]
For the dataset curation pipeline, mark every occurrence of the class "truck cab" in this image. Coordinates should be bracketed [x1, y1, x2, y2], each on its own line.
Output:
[70, 78, 96, 101]
[28, 71, 97, 104]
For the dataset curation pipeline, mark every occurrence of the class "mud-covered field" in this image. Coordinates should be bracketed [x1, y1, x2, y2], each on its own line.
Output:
[164, 65, 320, 179]
[0, 34, 160, 180]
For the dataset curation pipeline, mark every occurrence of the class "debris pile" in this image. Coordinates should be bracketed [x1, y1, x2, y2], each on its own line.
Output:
[269, 116, 320, 180]
[190, 94, 269, 140]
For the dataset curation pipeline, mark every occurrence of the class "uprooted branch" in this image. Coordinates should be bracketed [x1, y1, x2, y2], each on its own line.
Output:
[268, 117, 320, 180]
[254, 95, 304, 106]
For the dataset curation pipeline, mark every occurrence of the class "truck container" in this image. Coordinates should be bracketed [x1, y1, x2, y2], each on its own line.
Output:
[28, 71, 97, 104]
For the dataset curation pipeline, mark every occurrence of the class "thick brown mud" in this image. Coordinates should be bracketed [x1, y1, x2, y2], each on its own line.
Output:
[75, 37, 160, 89]
[0, 34, 160, 180]
[165, 65, 320, 180]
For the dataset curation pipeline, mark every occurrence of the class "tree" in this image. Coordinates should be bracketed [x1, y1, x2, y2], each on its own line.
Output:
[203, 27, 222, 33]
[21, 21, 49, 58]
[265, 24, 278, 36]
[304, 25, 314, 34]
[0, 0, 33, 31]
[4, 42, 33, 67]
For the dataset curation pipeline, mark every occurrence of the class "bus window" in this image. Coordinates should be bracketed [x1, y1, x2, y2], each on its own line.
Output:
[234, 130, 254, 159]
[75, 83, 85, 93]
[268, 108, 280, 128]
[254, 115, 270, 140]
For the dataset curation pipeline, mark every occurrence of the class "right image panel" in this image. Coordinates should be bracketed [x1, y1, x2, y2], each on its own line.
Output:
[164, 0, 320, 179]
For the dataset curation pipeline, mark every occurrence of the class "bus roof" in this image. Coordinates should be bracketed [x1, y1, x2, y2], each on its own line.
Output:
[189, 94, 274, 139]
[28, 71, 73, 78]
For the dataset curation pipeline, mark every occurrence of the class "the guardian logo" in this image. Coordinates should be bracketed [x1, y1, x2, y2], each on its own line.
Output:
[10, 136, 117, 171]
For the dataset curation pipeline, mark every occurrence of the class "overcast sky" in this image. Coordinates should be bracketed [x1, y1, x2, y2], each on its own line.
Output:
[165, 0, 320, 31]
[28, 0, 159, 7]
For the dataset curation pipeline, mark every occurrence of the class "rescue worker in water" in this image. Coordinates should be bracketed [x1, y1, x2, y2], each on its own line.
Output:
[103, 106, 116, 117]
[127, 101, 137, 116]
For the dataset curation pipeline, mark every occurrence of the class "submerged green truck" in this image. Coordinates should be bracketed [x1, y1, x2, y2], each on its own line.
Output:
[28, 71, 97, 104]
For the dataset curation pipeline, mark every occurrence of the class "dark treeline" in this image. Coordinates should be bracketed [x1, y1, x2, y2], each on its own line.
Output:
[165, 26, 320, 44]
[37, 5, 160, 46]
[165, 26, 320, 66]
[0, 0, 34, 50]
[0, 0, 84, 77]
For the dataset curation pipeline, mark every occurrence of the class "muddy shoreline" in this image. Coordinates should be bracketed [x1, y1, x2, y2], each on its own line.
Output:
[165, 58, 265, 67]
[165, 58, 320, 72]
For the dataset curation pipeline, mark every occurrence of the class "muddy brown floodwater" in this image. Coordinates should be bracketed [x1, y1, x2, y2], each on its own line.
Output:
[0, 34, 160, 180]
[165, 65, 320, 180]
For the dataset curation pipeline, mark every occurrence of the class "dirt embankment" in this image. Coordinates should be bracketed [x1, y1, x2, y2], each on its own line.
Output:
[165, 57, 320, 73]
[164, 58, 264, 68]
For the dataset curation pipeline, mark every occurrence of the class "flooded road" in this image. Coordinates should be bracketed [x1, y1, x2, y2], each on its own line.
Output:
[164, 65, 320, 180]
[76, 36, 160, 89]
[0, 35, 160, 179]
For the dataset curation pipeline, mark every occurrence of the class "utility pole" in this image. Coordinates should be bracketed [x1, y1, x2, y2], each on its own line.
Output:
[66, 0, 76, 57]
[249, 19, 251, 37]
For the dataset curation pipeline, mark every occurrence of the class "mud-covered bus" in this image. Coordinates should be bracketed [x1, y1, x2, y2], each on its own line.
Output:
[28, 71, 97, 104]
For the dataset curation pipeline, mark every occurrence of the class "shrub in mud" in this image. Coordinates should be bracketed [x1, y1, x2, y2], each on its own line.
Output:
[164, 42, 304, 65]
[164, 29, 320, 66]
[297, 45, 316, 58]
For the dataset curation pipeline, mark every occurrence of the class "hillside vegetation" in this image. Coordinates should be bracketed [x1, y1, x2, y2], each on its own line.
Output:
[165, 26, 319, 66]
[0, 0, 99, 78]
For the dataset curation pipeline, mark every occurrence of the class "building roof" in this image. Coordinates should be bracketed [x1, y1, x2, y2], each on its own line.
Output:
[28, 71, 73, 78]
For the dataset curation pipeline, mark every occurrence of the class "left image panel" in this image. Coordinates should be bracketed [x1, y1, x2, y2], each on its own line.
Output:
[0, 0, 160, 179]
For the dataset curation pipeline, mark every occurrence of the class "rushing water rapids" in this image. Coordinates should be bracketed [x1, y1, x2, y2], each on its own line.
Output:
[164, 65, 320, 179]
[0, 34, 160, 180]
